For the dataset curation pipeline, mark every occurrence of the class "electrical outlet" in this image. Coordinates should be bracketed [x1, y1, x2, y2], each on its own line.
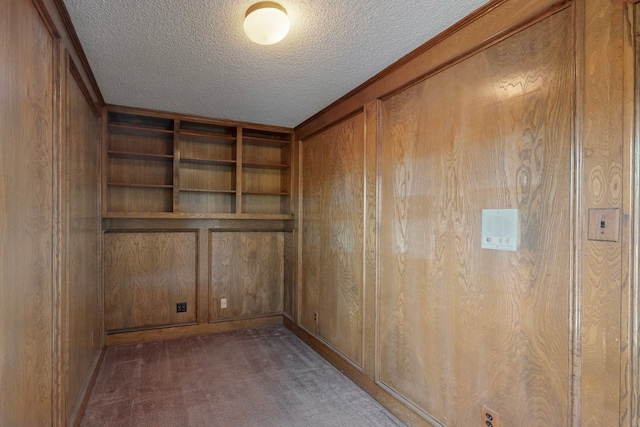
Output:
[220, 298, 227, 309]
[176, 302, 187, 313]
[313, 312, 318, 323]
[482, 405, 499, 427]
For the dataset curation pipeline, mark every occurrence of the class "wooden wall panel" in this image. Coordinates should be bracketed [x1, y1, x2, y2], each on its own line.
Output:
[301, 113, 365, 367]
[209, 231, 284, 319]
[104, 231, 197, 330]
[580, 0, 627, 425]
[0, 0, 55, 425]
[64, 58, 102, 421]
[379, 10, 573, 426]
[283, 231, 295, 317]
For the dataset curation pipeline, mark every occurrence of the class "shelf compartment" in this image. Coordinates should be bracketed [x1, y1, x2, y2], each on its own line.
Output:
[242, 167, 289, 194]
[108, 123, 174, 138]
[241, 193, 290, 215]
[109, 157, 173, 188]
[179, 191, 236, 214]
[107, 186, 173, 213]
[108, 112, 174, 138]
[180, 121, 236, 142]
[242, 128, 291, 148]
[180, 162, 235, 193]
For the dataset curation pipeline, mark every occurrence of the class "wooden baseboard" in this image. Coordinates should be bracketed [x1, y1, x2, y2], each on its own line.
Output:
[283, 317, 435, 427]
[106, 315, 283, 346]
[69, 347, 106, 427]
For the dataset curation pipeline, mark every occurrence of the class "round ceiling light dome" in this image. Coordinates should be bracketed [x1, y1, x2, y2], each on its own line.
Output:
[244, 2, 290, 45]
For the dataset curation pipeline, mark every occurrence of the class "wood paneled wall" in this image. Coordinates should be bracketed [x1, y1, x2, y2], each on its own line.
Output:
[0, 1, 55, 424]
[295, 0, 636, 425]
[63, 57, 102, 423]
[1, 0, 104, 425]
[301, 113, 365, 366]
[378, 10, 572, 425]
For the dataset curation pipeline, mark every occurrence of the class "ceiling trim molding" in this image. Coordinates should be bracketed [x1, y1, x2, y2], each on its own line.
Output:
[50, 0, 105, 105]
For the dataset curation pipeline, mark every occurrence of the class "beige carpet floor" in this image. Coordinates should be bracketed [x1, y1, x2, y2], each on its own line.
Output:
[80, 325, 406, 427]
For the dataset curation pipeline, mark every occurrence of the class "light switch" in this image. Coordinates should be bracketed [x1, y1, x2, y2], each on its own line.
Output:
[588, 208, 619, 242]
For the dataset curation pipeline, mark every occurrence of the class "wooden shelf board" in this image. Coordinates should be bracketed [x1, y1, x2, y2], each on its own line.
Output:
[107, 182, 173, 189]
[242, 191, 290, 196]
[108, 150, 173, 161]
[180, 157, 236, 166]
[104, 212, 294, 220]
[242, 161, 289, 170]
[179, 188, 236, 194]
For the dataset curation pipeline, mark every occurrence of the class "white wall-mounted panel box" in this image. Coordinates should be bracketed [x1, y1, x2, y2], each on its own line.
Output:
[481, 209, 518, 252]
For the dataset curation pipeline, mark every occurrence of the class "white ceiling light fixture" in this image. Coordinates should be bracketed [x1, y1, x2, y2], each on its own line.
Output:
[243, 2, 290, 45]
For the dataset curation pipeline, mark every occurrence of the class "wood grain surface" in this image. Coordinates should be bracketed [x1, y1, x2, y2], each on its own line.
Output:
[104, 231, 198, 330]
[64, 57, 102, 421]
[580, 0, 627, 425]
[0, 0, 55, 424]
[301, 113, 365, 367]
[209, 232, 284, 319]
[378, 10, 573, 426]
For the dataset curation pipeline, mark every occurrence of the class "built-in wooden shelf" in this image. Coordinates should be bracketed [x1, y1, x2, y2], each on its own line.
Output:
[104, 107, 293, 219]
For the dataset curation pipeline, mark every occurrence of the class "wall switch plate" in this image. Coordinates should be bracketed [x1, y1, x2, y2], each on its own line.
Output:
[482, 405, 499, 427]
[588, 208, 619, 242]
[481, 209, 518, 252]
[220, 298, 227, 309]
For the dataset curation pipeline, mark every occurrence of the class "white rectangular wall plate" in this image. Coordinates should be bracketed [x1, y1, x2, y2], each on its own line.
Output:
[481, 209, 518, 252]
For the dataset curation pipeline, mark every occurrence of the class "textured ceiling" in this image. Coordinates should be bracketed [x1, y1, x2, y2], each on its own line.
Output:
[63, 0, 489, 128]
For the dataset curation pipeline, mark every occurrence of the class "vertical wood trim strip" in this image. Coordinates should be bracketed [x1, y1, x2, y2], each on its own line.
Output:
[52, 37, 64, 427]
[236, 126, 243, 215]
[101, 108, 108, 217]
[198, 226, 208, 323]
[173, 119, 181, 213]
[363, 100, 378, 379]
[374, 98, 383, 384]
[621, 4, 637, 425]
[629, 5, 640, 426]
[289, 135, 300, 321]
[296, 138, 304, 324]
[570, 1, 584, 425]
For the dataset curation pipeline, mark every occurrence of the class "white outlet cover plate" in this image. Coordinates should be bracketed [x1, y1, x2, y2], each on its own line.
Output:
[481, 209, 518, 252]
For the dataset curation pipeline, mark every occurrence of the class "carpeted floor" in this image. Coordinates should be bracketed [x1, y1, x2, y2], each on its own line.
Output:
[80, 325, 406, 427]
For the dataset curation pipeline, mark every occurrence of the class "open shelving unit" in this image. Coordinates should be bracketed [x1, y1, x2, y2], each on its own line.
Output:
[241, 128, 292, 215]
[103, 107, 294, 219]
